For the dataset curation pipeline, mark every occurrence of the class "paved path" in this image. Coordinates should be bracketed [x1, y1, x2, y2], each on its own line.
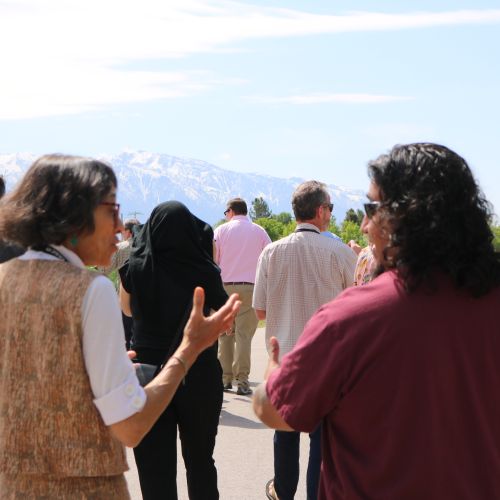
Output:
[125, 327, 310, 499]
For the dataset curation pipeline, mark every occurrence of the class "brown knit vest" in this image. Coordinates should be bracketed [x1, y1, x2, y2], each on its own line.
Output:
[0, 259, 127, 476]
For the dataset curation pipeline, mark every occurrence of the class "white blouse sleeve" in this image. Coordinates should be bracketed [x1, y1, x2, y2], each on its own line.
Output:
[81, 275, 146, 425]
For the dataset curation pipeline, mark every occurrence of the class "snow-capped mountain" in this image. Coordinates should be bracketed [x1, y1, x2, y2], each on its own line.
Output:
[0, 151, 365, 224]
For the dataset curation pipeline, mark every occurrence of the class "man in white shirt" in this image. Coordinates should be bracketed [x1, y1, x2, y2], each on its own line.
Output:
[103, 218, 140, 274]
[101, 217, 140, 348]
[214, 198, 271, 395]
[253, 180, 356, 500]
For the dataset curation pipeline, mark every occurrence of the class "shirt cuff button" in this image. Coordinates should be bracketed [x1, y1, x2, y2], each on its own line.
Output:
[132, 396, 143, 409]
[124, 384, 135, 397]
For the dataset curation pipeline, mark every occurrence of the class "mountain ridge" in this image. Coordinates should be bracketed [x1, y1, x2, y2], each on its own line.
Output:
[0, 150, 365, 225]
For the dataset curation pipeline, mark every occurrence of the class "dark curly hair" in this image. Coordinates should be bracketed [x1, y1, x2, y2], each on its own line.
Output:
[0, 154, 117, 248]
[368, 143, 500, 297]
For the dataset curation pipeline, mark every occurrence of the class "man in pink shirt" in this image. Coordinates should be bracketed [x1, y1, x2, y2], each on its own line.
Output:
[214, 197, 271, 395]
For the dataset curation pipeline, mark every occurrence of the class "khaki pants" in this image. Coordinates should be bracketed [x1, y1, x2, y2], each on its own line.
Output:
[218, 283, 259, 385]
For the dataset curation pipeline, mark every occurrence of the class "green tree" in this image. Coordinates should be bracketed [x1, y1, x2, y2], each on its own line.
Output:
[492, 225, 500, 251]
[274, 211, 292, 225]
[250, 197, 272, 220]
[344, 208, 358, 224]
[213, 218, 226, 229]
[281, 220, 297, 237]
[340, 220, 367, 247]
[254, 217, 284, 242]
[344, 208, 364, 225]
[328, 216, 340, 237]
[107, 268, 120, 289]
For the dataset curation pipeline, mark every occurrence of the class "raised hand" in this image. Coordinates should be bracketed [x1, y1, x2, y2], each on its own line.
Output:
[180, 287, 241, 357]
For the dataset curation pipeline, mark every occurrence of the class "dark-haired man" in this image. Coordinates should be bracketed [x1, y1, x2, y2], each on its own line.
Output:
[108, 217, 140, 273]
[253, 180, 356, 500]
[214, 197, 271, 395]
[253, 143, 500, 499]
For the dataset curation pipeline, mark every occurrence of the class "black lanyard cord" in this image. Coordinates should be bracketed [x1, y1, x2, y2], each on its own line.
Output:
[295, 228, 320, 234]
[32, 245, 69, 263]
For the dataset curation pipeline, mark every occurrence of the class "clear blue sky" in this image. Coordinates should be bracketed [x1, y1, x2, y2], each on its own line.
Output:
[1, 1, 499, 215]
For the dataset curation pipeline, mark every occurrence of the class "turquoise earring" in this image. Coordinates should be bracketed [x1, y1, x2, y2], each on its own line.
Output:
[70, 235, 78, 247]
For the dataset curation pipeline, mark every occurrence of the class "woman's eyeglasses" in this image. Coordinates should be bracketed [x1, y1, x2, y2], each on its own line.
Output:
[363, 201, 381, 219]
[224, 208, 231, 216]
[100, 202, 121, 226]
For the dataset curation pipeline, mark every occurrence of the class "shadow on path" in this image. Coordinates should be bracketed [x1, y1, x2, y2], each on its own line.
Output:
[220, 409, 267, 429]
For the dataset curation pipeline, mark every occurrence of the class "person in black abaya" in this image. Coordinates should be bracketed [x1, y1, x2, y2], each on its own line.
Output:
[119, 201, 228, 500]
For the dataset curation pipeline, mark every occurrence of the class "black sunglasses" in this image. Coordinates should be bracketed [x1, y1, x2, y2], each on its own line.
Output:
[224, 208, 231, 215]
[363, 201, 381, 219]
[322, 203, 334, 212]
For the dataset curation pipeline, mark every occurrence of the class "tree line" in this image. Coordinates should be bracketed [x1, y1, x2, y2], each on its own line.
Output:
[216, 196, 500, 251]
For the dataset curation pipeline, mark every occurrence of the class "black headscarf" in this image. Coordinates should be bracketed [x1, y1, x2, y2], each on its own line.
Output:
[120, 201, 227, 354]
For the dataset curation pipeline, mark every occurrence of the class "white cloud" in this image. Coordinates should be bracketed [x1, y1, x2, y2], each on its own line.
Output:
[1, 1, 499, 119]
[0, 66, 234, 120]
[247, 93, 413, 105]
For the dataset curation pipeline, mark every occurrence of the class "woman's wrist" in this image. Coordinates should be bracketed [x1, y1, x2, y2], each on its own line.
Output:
[169, 354, 188, 376]
[174, 342, 199, 372]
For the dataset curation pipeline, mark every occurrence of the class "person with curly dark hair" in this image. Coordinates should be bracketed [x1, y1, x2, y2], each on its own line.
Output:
[366, 142, 500, 295]
[254, 143, 500, 499]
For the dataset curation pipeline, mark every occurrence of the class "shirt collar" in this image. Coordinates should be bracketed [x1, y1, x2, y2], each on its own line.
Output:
[21, 244, 85, 268]
[295, 222, 321, 234]
[54, 245, 85, 268]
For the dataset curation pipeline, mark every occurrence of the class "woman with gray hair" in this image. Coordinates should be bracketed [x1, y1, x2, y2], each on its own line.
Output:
[0, 154, 240, 498]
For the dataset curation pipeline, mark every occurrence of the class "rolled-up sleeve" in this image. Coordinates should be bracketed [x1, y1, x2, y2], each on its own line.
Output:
[93, 367, 146, 425]
[82, 275, 146, 425]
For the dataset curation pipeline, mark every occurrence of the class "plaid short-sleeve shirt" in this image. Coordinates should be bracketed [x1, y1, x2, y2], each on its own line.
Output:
[253, 223, 356, 357]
